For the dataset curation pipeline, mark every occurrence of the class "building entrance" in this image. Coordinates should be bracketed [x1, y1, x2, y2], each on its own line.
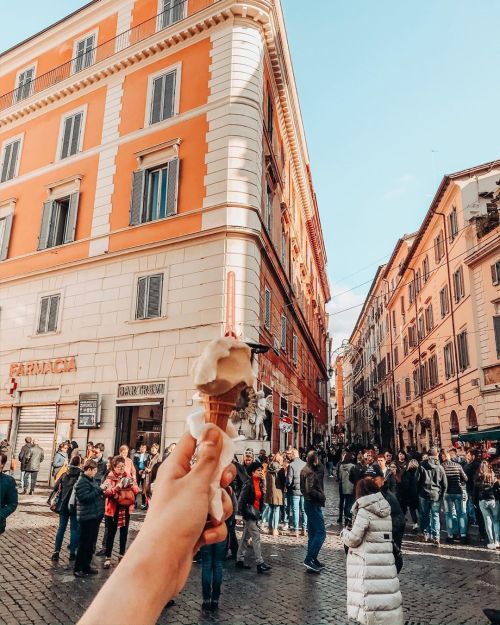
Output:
[114, 403, 163, 455]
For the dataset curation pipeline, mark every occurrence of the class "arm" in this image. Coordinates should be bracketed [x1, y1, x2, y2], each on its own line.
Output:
[342, 509, 370, 548]
[286, 464, 294, 488]
[440, 469, 448, 497]
[459, 466, 467, 485]
[0, 480, 18, 520]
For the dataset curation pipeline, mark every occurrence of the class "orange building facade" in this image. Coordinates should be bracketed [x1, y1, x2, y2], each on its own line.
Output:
[0, 0, 330, 481]
[345, 161, 500, 451]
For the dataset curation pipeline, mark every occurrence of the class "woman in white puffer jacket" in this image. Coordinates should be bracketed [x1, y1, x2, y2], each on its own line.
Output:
[341, 477, 403, 625]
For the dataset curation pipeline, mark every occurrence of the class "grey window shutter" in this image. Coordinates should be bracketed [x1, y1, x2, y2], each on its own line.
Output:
[1, 143, 12, 183]
[7, 140, 20, 180]
[150, 76, 164, 124]
[162, 71, 176, 120]
[0, 214, 13, 261]
[47, 295, 60, 332]
[166, 158, 179, 216]
[172, 0, 184, 22]
[64, 192, 80, 243]
[146, 275, 163, 318]
[75, 40, 86, 72]
[70, 113, 83, 156]
[492, 264, 498, 284]
[38, 201, 53, 250]
[38, 297, 49, 333]
[61, 117, 72, 159]
[494, 316, 500, 359]
[136, 277, 147, 319]
[130, 170, 146, 225]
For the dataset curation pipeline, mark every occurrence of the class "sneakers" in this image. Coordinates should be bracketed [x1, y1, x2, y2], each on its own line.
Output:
[95, 548, 106, 557]
[51, 551, 60, 561]
[73, 570, 88, 578]
[314, 558, 326, 570]
[103, 559, 111, 569]
[256, 562, 272, 574]
[487, 543, 497, 550]
[304, 559, 322, 573]
[235, 560, 251, 570]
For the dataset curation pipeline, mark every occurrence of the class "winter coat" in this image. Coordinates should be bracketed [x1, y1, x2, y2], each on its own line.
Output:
[300, 463, 326, 506]
[102, 470, 139, 517]
[0, 472, 18, 534]
[265, 462, 285, 506]
[94, 456, 107, 485]
[53, 466, 82, 515]
[417, 458, 447, 501]
[75, 474, 105, 522]
[473, 477, 496, 505]
[381, 469, 397, 496]
[287, 457, 306, 496]
[342, 492, 403, 625]
[25, 445, 44, 472]
[133, 451, 151, 476]
[18, 444, 33, 471]
[399, 467, 418, 508]
[349, 462, 383, 486]
[52, 451, 68, 477]
[237, 476, 265, 519]
[339, 462, 355, 495]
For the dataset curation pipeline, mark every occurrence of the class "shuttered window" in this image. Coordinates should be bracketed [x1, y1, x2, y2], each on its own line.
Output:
[73, 34, 96, 73]
[292, 333, 298, 365]
[15, 67, 35, 102]
[440, 285, 450, 317]
[136, 274, 163, 319]
[1, 138, 21, 183]
[429, 354, 439, 387]
[444, 342, 455, 379]
[60, 111, 84, 159]
[159, 0, 185, 28]
[38, 294, 60, 334]
[129, 159, 179, 225]
[491, 260, 500, 285]
[0, 215, 13, 261]
[265, 185, 273, 232]
[38, 193, 79, 250]
[264, 287, 271, 330]
[150, 70, 176, 125]
[280, 314, 287, 351]
[425, 303, 434, 333]
[494, 316, 500, 360]
[457, 330, 469, 371]
[434, 230, 445, 262]
[405, 377, 411, 401]
[453, 266, 465, 303]
[449, 207, 459, 240]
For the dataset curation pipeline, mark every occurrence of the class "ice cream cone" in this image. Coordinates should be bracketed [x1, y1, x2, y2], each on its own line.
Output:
[202, 382, 246, 430]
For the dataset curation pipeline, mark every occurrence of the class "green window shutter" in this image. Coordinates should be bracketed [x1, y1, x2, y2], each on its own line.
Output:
[136, 277, 147, 319]
[166, 158, 179, 216]
[130, 170, 146, 225]
[150, 76, 164, 125]
[494, 316, 500, 360]
[64, 192, 80, 243]
[1, 143, 12, 183]
[6, 140, 20, 180]
[146, 275, 163, 318]
[162, 71, 176, 120]
[38, 201, 53, 250]
[0, 214, 13, 261]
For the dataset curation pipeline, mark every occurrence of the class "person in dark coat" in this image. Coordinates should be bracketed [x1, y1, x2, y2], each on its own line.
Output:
[349, 450, 383, 489]
[23, 440, 44, 494]
[399, 459, 419, 529]
[51, 456, 83, 561]
[74, 459, 105, 578]
[0, 452, 18, 535]
[18, 437, 33, 494]
[300, 450, 326, 573]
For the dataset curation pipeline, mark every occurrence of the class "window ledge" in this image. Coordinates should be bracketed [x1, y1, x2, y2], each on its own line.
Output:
[29, 331, 61, 339]
[125, 317, 167, 325]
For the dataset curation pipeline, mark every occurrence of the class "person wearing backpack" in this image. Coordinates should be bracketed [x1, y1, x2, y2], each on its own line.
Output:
[74, 459, 105, 578]
[50, 455, 83, 561]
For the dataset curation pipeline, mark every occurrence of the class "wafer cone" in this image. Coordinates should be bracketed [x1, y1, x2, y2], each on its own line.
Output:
[202, 382, 246, 431]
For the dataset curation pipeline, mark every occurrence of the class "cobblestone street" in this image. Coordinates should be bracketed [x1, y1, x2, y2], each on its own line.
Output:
[0, 478, 498, 625]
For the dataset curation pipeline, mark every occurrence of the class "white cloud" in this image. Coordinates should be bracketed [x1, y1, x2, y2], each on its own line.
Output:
[327, 281, 367, 355]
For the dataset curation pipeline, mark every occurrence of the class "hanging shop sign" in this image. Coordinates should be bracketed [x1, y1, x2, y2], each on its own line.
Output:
[78, 393, 100, 429]
[9, 357, 76, 377]
[117, 382, 165, 399]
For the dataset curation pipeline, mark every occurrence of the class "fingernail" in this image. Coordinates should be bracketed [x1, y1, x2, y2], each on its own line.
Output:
[203, 427, 219, 446]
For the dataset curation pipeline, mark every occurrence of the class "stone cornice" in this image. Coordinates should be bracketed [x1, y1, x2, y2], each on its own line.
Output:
[464, 232, 500, 267]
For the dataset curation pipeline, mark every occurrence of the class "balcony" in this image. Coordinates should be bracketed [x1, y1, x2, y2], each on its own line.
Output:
[0, 0, 220, 112]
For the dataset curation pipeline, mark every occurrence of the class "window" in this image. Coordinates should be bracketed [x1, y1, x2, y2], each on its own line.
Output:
[0, 137, 21, 183]
[420, 361, 429, 393]
[408, 281, 415, 304]
[136, 274, 163, 319]
[280, 228, 287, 268]
[392, 310, 396, 337]
[453, 266, 465, 303]
[0, 215, 13, 261]
[267, 92, 273, 140]
[400, 296, 405, 323]
[440, 285, 450, 317]
[408, 324, 417, 348]
[15, 67, 35, 102]
[417, 314, 425, 341]
[444, 341, 455, 379]
[396, 383, 401, 408]
[73, 34, 96, 73]
[457, 330, 469, 371]
[393, 346, 399, 367]
[423, 255, 430, 282]
[449, 207, 458, 241]
[280, 314, 287, 351]
[403, 335, 409, 357]
[264, 287, 271, 330]
[494, 316, 500, 360]
[265, 185, 273, 232]
[425, 303, 434, 333]
[413, 369, 420, 396]
[158, 0, 185, 28]
[38, 193, 79, 250]
[292, 333, 298, 365]
[37, 294, 60, 334]
[491, 260, 500, 285]
[130, 159, 179, 225]
[429, 354, 439, 387]
[60, 111, 84, 159]
[405, 377, 411, 401]
[415, 270, 422, 294]
[434, 230, 445, 263]
[149, 69, 176, 125]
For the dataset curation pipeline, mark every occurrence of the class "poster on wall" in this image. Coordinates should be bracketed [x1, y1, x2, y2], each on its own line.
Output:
[78, 393, 100, 429]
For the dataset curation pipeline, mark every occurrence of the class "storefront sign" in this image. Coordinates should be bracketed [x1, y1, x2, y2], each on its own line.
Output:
[78, 393, 100, 429]
[117, 382, 165, 399]
[9, 357, 76, 377]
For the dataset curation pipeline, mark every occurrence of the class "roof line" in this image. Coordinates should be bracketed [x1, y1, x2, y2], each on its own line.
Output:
[348, 264, 385, 345]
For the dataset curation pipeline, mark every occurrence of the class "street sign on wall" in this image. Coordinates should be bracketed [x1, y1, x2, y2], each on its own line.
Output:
[78, 393, 100, 429]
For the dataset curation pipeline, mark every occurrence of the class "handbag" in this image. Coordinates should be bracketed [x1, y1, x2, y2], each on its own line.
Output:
[244, 503, 261, 521]
[116, 488, 136, 507]
[49, 482, 62, 512]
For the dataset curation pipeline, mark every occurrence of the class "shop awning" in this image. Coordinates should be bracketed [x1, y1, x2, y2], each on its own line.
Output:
[457, 426, 500, 442]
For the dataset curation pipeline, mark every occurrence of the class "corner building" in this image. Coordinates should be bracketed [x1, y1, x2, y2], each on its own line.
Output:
[0, 0, 330, 481]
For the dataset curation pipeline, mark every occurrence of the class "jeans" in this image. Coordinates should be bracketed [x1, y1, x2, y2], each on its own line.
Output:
[419, 497, 441, 540]
[237, 519, 263, 565]
[479, 499, 499, 544]
[201, 540, 226, 602]
[289, 494, 307, 531]
[268, 504, 280, 530]
[443, 493, 468, 538]
[261, 503, 270, 525]
[54, 513, 80, 555]
[303, 500, 326, 562]
[326, 461, 334, 477]
[23, 471, 38, 493]
[343, 494, 355, 523]
[281, 494, 290, 526]
[466, 497, 477, 524]
[75, 518, 101, 573]
[338, 489, 345, 521]
[105, 508, 130, 557]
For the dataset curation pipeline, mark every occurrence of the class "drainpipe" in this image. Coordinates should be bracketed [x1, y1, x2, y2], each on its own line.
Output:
[435, 212, 462, 405]
[383, 278, 398, 451]
[409, 268, 425, 440]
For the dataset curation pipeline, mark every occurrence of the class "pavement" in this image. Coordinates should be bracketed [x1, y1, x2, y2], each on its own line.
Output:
[0, 478, 499, 625]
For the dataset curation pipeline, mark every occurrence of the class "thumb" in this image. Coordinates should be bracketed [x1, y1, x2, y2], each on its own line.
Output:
[192, 426, 223, 482]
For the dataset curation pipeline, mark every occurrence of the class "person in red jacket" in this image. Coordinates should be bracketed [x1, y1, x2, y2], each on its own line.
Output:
[102, 455, 139, 569]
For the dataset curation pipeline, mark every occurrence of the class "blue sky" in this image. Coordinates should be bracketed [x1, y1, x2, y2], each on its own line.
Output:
[2, 1, 499, 349]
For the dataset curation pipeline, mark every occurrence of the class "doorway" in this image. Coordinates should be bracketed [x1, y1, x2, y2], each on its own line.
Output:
[115, 403, 163, 455]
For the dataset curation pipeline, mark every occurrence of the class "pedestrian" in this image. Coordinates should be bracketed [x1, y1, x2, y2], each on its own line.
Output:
[133, 443, 150, 508]
[51, 455, 83, 562]
[399, 459, 419, 530]
[341, 477, 404, 625]
[417, 447, 447, 546]
[52, 442, 69, 479]
[336, 450, 347, 524]
[225, 484, 238, 560]
[85, 441, 95, 460]
[118, 445, 137, 480]
[286, 448, 307, 536]
[377, 453, 398, 495]
[236, 461, 272, 574]
[349, 449, 383, 488]
[23, 439, 44, 495]
[93, 444, 107, 485]
[0, 452, 18, 535]
[441, 449, 468, 544]
[233, 448, 254, 500]
[473, 460, 499, 549]
[102, 455, 139, 569]
[463, 450, 478, 525]
[338, 452, 356, 526]
[143, 443, 161, 509]
[18, 436, 33, 493]
[300, 450, 326, 573]
[326, 447, 335, 477]
[69, 441, 79, 459]
[74, 459, 105, 578]
[264, 453, 285, 536]
[0, 439, 13, 475]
